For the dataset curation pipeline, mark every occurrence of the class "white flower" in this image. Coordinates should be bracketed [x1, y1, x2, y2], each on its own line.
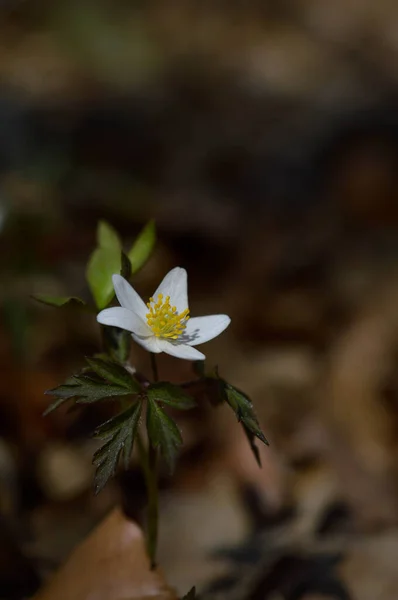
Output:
[97, 267, 231, 360]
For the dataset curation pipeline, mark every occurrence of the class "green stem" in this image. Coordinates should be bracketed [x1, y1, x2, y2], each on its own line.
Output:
[140, 352, 160, 568]
[147, 444, 158, 569]
[137, 433, 159, 569]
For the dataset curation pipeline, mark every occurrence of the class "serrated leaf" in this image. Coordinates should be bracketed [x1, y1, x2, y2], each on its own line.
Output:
[45, 375, 133, 410]
[181, 587, 196, 599]
[93, 400, 142, 493]
[128, 219, 156, 274]
[44, 379, 88, 414]
[85, 357, 140, 391]
[147, 398, 182, 472]
[212, 369, 269, 464]
[72, 375, 134, 404]
[147, 382, 196, 410]
[242, 427, 262, 467]
[43, 390, 78, 415]
[97, 220, 122, 251]
[32, 295, 86, 308]
[45, 383, 80, 401]
[225, 383, 269, 447]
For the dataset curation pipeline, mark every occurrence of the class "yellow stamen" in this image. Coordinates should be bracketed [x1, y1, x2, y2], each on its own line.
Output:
[146, 293, 189, 340]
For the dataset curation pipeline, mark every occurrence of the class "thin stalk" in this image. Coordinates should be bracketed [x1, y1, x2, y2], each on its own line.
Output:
[147, 444, 158, 569]
[140, 352, 160, 568]
[150, 352, 159, 382]
[137, 432, 159, 569]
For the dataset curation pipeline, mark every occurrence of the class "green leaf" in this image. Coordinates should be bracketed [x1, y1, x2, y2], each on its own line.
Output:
[147, 382, 196, 410]
[242, 427, 262, 468]
[181, 588, 196, 599]
[85, 357, 140, 391]
[44, 374, 89, 415]
[93, 400, 142, 493]
[102, 326, 132, 363]
[128, 219, 156, 274]
[146, 398, 182, 471]
[44, 354, 141, 415]
[73, 375, 135, 403]
[86, 247, 121, 309]
[97, 220, 122, 251]
[87, 220, 123, 309]
[32, 295, 86, 308]
[224, 383, 269, 447]
[45, 375, 133, 408]
[208, 369, 269, 464]
[43, 388, 78, 415]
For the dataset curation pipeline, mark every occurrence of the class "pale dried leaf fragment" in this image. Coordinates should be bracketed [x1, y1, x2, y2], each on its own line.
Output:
[35, 508, 177, 600]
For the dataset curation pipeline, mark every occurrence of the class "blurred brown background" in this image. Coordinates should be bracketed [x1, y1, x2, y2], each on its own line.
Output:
[2, 1, 398, 599]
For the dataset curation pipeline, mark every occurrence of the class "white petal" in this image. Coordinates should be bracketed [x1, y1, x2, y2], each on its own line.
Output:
[183, 315, 231, 346]
[157, 339, 205, 360]
[112, 274, 147, 320]
[152, 267, 188, 313]
[131, 333, 162, 353]
[97, 307, 150, 337]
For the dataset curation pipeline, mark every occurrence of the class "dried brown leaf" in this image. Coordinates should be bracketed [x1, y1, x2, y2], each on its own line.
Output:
[34, 509, 177, 600]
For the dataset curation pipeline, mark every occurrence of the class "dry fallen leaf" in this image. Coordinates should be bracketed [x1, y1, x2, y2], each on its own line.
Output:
[34, 508, 177, 600]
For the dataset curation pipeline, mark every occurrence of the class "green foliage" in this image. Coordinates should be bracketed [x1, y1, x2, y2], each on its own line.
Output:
[147, 382, 196, 410]
[35, 220, 156, 315]
[85, 357, 140, 391]
[199, 366, 268, 466]
[102, 325, 132, 364]
[43, 385, 78, 415]
[47, 375, 132, 405]
[97, 220, 121, 250]
[32, 295, 86, 308]
[93, 400, 143, 493]
[224, 383, 268, 443]
[128, 219, 156, 274]
[181, 588, 196, 599]
[209, 373, 230, 406]
[146, 398, 182, 472]
[86, 221, 122, 309]
[224, 382, 269, 465]
[86, 219, 156, 309]
[44, 358, 140, 414]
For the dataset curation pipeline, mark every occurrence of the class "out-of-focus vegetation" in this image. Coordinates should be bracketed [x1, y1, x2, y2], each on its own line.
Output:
[2, 1, 398, 599]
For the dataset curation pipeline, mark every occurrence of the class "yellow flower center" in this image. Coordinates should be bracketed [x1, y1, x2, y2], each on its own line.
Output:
[146, 294, 189, 339]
